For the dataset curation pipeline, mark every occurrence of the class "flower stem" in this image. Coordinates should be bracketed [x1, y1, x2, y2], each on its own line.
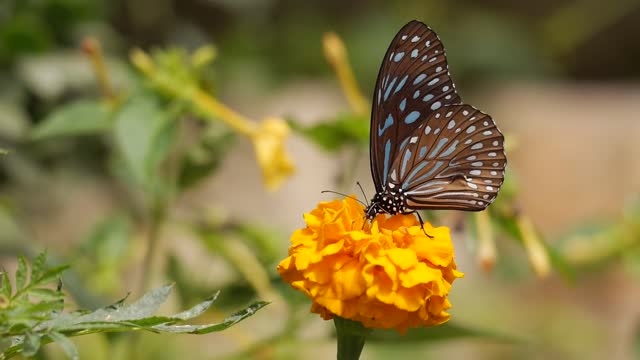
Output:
[323, 32, 368, 116]
[138, 199, 166, 294]
[475, 210, 497, 271]
[517, 215, 551, 278]
[334, 317, 371, 360]
[81, 37, 115, 102]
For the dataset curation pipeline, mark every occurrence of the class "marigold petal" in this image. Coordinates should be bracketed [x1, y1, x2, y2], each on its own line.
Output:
[387, 248, 418, 270]
[278, 196, 462, 334]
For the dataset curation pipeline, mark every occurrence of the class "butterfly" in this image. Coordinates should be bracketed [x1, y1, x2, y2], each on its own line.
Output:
[363, 20, 507, 223]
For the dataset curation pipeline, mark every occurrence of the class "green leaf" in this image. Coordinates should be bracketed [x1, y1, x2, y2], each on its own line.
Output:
[31, 100, 111, 140]
[0, 336, 12, 353]
[33, 265, 70, 287]
[113, 96, 176, 187]
[288, 113, 368, 152]
[23, 332, 41, 356]
[75, 284, 173, 323]
[1, 271, 12, 299]
[48, 332, 79, 360]
[15, 256, 28, 291]
[170, 292, 219, 320]
[178, 127, 235, 189]
[544, 242, 576, 283]
[28, 288, 64, 301]
[151, 301, 269, 334]
[82, 214, 131, 266]
[367, 322, 523, 344]
[31, 251, 48, 284]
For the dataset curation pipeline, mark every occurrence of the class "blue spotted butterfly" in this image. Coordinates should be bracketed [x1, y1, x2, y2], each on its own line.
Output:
[364, 20, 507, 221]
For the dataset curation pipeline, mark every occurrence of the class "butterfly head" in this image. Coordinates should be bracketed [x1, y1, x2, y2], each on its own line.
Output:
[365, 185, 408, 220]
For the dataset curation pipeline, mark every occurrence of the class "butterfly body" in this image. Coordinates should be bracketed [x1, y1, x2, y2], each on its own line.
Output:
[365, 185, 408, 220]
[366, 20, 506, 219]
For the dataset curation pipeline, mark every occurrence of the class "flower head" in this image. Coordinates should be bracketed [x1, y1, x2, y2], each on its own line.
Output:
[250, 117, 295, 191]
[277, 197, 463, 334]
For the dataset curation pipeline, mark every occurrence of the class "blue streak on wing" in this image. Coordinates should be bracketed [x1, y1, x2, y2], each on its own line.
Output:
[411, 161, 445, 184]
[403, 161, 429, 188]
[399, 98, 406, 111]
[418, 146, 428, 160]
[404, 111, 421, 124]
[383, 139, 392, 186]
[401, 148, 412, 178]
[413, 73, 427, 85]
[393, 52, 405, 62]
[384, 76, 397, 101]
[394, 75, 408, 95]
[378, 114, 394, 136]
[399, 137, 410, 152]
[440, 140, 459, 157]
[428, 138, 449, 158]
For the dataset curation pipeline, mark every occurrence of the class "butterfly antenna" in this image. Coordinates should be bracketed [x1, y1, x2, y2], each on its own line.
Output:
[356, 182, 369, 205]
[321, 190, 368, 207]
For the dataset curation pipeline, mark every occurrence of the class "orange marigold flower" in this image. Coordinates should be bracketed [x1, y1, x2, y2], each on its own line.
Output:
[277, 196, 463, 334]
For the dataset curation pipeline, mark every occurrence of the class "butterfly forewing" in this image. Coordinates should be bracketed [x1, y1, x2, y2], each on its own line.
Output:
[389, 104, 506, 211]
[370, 20, 461, 193]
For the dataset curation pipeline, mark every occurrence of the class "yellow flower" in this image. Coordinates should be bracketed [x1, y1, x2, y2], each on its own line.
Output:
[130, 48, 296, 191]
[277, 197, 463, 334]
[250, 117, 295, 191]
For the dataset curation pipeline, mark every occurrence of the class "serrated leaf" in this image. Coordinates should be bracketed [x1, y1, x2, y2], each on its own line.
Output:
[31, 251, 47, 283]
[31, 100, 111, 140]
[170, 291, 219, 320]
[1, 271, 11, 298]
[151, 301, 269, 334]
[15, 256, 28, 292]
[113, 96, 176, 188]
[28, 288, 64, 301]
[367, 322, 523, 344]
[75, 284, 173, 323]
[48, 332, 79, 360]
[33, 265, 70, 287]
[22, 332, 41, 356]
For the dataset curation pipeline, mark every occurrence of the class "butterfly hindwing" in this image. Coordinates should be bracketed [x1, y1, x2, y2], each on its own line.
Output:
[388, 104, 506, 211]
[370, 20, 461, 193]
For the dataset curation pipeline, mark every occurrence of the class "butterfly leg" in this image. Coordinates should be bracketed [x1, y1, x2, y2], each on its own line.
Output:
[413, 211, 434, 239]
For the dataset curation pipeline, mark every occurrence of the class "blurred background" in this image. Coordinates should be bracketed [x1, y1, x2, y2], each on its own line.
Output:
[1, 0, 640, 359]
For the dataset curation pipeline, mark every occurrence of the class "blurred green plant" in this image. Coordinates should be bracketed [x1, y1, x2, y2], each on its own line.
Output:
[0, 252, 268, 359]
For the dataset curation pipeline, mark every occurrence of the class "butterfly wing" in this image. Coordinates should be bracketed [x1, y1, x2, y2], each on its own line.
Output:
[388, 104, 506, 210]
[370, 20, 461, 193]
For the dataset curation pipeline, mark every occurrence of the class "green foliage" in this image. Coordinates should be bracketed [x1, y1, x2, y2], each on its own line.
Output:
[288, 113, 368, 152]
[75, 214, 132, 294]
[178, 125, 236, 189]
[113, 96, 177, 189]
[31, 100, 112, 140]
[0, 252, 269, 359]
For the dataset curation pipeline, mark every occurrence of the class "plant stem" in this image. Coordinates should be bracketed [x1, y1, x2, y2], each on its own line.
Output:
[334, 317, 370, 360]
[81, 37, 115, 102]
[138, 200, 166, 294]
